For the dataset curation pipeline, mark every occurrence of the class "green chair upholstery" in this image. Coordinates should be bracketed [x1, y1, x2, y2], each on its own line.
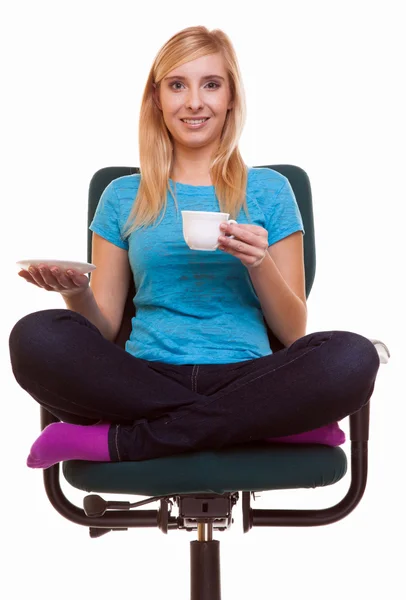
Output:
[40, 165, 372, 600]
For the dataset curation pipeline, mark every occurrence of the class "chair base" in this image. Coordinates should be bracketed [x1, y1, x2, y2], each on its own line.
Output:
[191, 537, 221, 600]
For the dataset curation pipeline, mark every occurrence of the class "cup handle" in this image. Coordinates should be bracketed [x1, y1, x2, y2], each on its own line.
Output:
[227, 219, 238, 239]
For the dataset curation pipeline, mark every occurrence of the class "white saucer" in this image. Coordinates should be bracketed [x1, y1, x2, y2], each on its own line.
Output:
[16, 259, 96, 274]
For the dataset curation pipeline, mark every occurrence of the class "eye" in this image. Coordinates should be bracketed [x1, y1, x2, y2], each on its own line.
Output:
[206, 82, 220, 89]
[169, 81, 221, 91]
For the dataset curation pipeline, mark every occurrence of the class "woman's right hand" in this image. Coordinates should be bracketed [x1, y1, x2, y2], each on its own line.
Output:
[18, 264, 90, 298]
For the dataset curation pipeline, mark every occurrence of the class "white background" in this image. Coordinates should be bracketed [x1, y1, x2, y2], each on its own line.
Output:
[1, 1, 404, 598]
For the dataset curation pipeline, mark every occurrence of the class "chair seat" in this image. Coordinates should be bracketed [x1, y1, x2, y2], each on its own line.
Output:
[63, 441, 347, 496]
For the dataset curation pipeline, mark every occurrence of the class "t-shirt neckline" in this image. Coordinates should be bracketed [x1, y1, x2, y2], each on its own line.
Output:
[169, 178, 214, 191]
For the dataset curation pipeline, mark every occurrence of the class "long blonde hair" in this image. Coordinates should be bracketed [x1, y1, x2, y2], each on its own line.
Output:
[122, 26, 249, 237]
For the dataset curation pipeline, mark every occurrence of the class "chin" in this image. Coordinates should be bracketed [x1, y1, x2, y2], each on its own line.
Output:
[182, 138, 214, 149]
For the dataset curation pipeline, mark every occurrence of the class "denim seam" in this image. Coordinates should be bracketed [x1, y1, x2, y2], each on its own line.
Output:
[166, 334, 333, 424]
[115, 425, 121, 461]
[214, 333, 334, 400]
[191, 365, 199, 392]
[195, 365, 199, 392]
[191, 365, 195, 391]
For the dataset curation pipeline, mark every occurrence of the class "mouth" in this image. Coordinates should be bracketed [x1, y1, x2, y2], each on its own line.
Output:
[180, 117, 210, 129]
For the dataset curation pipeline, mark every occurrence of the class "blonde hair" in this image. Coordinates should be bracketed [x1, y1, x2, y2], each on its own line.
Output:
[122, 25, 249, 237]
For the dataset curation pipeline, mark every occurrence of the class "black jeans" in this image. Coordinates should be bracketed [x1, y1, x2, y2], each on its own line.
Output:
[9, 309, 380, 462]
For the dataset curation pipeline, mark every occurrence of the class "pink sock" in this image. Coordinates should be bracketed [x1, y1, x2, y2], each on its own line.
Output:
[27, 422, 111, 469]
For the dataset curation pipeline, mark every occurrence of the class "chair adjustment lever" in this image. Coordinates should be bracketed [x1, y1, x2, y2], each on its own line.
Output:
[83, 494, 131, 517]
[83, 493, 174, 517]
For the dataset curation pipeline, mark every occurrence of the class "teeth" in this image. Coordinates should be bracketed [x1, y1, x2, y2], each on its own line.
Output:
[182, 118, 208, 124]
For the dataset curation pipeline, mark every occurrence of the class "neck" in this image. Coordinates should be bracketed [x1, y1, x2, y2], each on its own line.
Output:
[171, 143, 217, 185]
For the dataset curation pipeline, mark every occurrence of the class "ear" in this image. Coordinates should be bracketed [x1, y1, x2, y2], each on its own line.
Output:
[152, 83, 162, 110]
[227, 97, 234, 110]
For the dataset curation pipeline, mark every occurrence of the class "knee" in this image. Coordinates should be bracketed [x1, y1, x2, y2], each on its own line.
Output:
[330, 330, 380, 385]
[9, 309, 69, 347]
[9, 309, 72, 375]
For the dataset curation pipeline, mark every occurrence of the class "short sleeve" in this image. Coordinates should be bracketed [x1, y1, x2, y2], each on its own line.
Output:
[266, 177, 305, 246]
[89, 180, 129, 250]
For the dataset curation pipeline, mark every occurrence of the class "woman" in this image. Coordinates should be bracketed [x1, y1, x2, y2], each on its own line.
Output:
[9, 26, 380, 468]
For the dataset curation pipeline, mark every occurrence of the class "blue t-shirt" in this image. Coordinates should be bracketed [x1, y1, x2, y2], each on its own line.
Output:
[89, 167, 304, 365]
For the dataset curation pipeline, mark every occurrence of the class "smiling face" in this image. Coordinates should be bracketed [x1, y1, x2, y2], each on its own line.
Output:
[153, 53, 234, 152]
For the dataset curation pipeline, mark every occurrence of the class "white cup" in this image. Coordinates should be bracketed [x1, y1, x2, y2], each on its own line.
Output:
[181, 211, 238, 251]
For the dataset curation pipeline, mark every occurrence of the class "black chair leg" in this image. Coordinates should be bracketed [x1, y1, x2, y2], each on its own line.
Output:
[190, 522, 221, 600]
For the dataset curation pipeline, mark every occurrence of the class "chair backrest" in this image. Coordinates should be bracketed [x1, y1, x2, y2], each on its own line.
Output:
[87, 165, 316, 350]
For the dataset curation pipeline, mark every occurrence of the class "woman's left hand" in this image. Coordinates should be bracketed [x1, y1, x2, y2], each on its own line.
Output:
[218, 222, 269, 269]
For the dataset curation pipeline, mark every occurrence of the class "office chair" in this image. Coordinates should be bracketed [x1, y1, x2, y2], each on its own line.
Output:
[39, 164, 389, 600]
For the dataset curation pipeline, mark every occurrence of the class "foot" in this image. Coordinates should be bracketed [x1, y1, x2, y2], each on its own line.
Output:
[27, 422, 111, 469]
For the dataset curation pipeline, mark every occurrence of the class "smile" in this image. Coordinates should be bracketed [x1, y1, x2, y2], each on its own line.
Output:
[180, 118, 210, 129]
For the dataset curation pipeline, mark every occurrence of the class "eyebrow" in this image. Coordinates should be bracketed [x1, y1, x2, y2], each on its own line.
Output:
[163, 74, 225, 81]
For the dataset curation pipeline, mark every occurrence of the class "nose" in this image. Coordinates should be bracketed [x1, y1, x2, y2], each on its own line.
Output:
[185, 86, 204, 111]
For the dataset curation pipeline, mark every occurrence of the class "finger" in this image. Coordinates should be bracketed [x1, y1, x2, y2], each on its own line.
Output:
[18, 269, 33, 281]
[19, 269, 42, 286]
[37, 265, 62, 288]
[219, 228, 268, 252]
[237, 224, 266, 234]
[28, 266, 48, 286]
[19, 272, 37, 285]
[220, 222, 267, 243]
[221, 223, 266, 236]
[66, 269, 88, 287]
[218, 241, 264, 267]
[218, 235, 263, 258]
[250, 224, 267, 233]
[49, 267, 75, 289]
[24, 267, 54, 290]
